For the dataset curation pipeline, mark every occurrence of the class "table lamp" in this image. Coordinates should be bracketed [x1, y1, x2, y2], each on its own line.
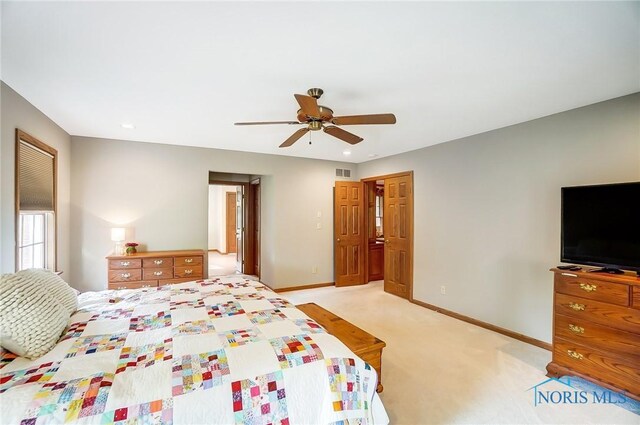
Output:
[111, 227, 125, 255]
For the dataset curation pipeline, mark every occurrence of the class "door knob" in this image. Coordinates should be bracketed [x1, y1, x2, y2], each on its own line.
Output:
[337, 238, 341, 242]
[385, 239, 390, 244]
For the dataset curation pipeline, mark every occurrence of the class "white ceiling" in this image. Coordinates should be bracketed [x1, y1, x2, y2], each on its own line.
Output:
[2, 1, 639, 164]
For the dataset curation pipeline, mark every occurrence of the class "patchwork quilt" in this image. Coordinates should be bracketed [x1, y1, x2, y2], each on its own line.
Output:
[0, 275, 388, 424]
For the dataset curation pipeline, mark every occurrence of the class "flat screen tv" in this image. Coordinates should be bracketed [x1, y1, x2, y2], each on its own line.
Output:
[561, 182, 640, 274]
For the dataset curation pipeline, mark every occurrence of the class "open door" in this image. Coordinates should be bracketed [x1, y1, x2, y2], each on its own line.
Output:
[334, 181, 366, 286]
[383, 174, 413, 298]
[226, 192, 237, 253]
[236, 186, 244, 273]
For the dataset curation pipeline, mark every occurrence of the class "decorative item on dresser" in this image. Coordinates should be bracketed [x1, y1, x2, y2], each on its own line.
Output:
[297, 302, 386, 393]
[106, 250, 206, 289]
[546, 268, 640, 401]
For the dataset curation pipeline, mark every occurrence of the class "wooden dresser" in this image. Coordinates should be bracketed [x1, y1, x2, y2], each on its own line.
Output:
[546, 268, 640, 401]
[106, 250, 206, 289]
[297, 303, 386, 393]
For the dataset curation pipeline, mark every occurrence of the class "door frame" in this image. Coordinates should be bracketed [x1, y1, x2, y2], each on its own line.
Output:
[209, 180, 259, 276]
[361, 171, 414, 300]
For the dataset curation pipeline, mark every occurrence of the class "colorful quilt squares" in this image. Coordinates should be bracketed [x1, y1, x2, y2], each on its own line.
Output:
[65, 333, 127, 358]
[173, 320, 216, 336]
[129, 311, 172, 332]
[294, 319, 327, 334]
[171, 350, 230, 396]
[21, 373, 113, 424]
[88, 309, 134, 321]
[100, 398, 173, 425]
[61, 320, 93, 340]
[219, 328, 263, 347]
[116, 339, 173, 374]
[0, 361, 60, 393]
[231, 371, 289, 425]
[326, 358, 370, 412]
[266, 298, 295, 309]
[207, 301, 246, 318]
[247, 310, 287, 325]
[270, 335, 324, 369]
[170, 299, 205, 310]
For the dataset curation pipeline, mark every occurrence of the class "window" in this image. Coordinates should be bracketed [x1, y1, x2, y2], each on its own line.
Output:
[15, 130, 57, 271]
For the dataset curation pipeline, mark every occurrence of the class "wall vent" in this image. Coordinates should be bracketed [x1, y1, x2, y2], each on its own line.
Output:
[335, 168, 352, 178]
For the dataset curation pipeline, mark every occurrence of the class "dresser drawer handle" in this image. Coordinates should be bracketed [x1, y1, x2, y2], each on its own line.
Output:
[184, 258, 193, 263]
[568, 302, 585, 311]
[153, 260, 164, 265]
[142, 284, 151, 288]
[184, 269, 193, 275]
[567, 350, 584, 360]
[153, 271, 163, 276]
[579, 283, 597, 292]
[120, 261, 130, 266]
[568, 324, 584, 334]
[117, 286, 126, 289]
[120, 273, 131, 279]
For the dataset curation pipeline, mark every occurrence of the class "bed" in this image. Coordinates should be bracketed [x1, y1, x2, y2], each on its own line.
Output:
[0, 275, 388, 424]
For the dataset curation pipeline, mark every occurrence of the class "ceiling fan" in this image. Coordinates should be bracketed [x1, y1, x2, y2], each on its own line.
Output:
[234, 88, 396, 148]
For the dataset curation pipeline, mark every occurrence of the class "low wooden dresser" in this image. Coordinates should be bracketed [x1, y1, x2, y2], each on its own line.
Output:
[546, 268, 640, 401]
[106, 250, 206, 289]
[297, 303, 386, 393]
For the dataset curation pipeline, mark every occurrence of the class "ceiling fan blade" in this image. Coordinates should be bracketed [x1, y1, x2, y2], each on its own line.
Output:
[235, 121, 301, 126]
[332, 114, 396, 125]
[280, 128, 310, 148]
[294, 94, 321, 119]
[323, 126, 363, 145]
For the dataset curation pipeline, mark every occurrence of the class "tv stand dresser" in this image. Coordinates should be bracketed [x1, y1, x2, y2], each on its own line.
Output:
[546, 268, 640, 401]
[106, 250, 206, 289]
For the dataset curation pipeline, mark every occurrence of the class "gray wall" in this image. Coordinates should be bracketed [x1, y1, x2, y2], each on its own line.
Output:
[1, 82, 72, 280]
[70, 136, 355, 292]
[358, 93, 640, 343]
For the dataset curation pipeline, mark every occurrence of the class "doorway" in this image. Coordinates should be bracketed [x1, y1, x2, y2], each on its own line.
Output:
[334, 171, 414, 299]
[208, 184, 243, 276]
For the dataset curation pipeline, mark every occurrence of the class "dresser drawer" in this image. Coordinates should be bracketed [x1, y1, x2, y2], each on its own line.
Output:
[109, 269, 142, 283]
[109, 281, 158, 290]
[555, 274, 630, 306]
[174, 265, 203, 279]
[108, 259, 142, 270]
[143, 257, 174, 268]
[555, 293, 640, 334]
[175, 256, 203, 267]
[554, 314, 640, 358]
[143, 267, 173, 280]
[553, 339, 640, 396]
[633, 287, 640, 310]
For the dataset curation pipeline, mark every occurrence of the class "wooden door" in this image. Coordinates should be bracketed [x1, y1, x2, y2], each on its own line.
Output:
[383, 175, 413, 298]
[225, 192, 237, 254]
[236, 186, 244, 272]
[253, 181, 261, 278]
[334, 181, 366, 286]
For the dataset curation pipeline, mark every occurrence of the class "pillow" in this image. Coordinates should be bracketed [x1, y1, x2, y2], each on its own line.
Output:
[0, 270, 72, 359]
[16, 269, 78, 315]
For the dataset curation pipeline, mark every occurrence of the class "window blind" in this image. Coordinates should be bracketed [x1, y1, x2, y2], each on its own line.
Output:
[18, 141, 55, 211]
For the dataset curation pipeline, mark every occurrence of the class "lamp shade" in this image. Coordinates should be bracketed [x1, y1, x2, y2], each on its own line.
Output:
[111, 227, 125, 242]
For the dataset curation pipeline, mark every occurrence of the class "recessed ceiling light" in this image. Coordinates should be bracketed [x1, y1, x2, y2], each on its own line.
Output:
[368, 153, 378, 158]
[343, 150, 351, 156]
[121, 123, 135, 129]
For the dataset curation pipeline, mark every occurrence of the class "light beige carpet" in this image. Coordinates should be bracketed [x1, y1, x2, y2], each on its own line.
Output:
[285, 280, 638, 424]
